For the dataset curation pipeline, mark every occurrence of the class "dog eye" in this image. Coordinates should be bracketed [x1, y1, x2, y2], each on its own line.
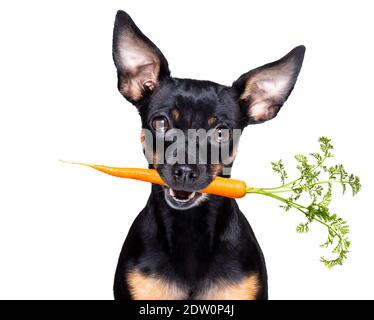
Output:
[151, 116, 170, 132]
[214, 126, 231, 143]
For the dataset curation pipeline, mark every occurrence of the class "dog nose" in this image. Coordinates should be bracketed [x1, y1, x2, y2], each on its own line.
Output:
[173, 165, 200, 184]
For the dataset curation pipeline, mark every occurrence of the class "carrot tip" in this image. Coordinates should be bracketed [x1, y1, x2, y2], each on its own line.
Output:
[59, 160, 88, 167]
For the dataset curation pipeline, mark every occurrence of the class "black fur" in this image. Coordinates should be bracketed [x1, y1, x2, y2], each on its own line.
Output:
[111, 10, 305, 300]
[114, 186, 268, 299]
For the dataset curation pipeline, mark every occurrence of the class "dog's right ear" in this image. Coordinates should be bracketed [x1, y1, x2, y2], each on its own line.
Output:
[112, 11, 170, 105]
[233, 46, 305, 126]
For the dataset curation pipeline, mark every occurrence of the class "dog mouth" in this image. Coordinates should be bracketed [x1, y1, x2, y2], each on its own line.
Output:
[163, 187, 204, 210]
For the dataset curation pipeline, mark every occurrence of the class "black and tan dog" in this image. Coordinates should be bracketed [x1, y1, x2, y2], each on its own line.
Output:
[112, 11, 305, 300]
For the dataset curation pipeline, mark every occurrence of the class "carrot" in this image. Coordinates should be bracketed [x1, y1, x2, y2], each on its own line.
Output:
[203, 176, 247, 199]
[62, 161, 247, 199]
[61, 137, 362, 268]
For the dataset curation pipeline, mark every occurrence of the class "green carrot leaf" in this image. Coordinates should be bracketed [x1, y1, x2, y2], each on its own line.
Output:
[247, 137, 360, 268]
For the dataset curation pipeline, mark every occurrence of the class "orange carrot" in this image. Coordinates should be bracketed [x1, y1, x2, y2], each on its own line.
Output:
[62, 161, 247, 199]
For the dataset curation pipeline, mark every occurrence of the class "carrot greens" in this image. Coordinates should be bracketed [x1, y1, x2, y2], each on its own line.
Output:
[246, 137, 361, 268]
[64, 137, 361, 268]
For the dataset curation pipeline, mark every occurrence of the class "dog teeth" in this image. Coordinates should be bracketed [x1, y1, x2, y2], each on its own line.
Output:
[168, 188, 196, 202]
[175, 194, 194, 203]
[169, 188, 176, 197]
[188, 192, 196, 200]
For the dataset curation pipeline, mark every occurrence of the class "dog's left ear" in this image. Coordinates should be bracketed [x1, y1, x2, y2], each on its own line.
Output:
[112, 11, 170, 105]
[233, 46, 305, 125]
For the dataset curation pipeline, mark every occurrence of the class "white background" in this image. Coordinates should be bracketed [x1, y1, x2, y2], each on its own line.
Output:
[0, 0, 373, 299]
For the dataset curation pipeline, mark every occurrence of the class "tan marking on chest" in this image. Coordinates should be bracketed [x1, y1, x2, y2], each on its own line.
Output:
[127, 270, 187, 300]
[197, 273, 260, 300]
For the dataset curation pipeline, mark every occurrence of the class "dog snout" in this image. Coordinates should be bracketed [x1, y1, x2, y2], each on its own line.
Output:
[158, 164, 210, 191]
[173, 165, 200, 184]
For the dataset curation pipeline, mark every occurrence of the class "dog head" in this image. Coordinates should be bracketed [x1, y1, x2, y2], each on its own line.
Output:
[112, 11, 305, 209]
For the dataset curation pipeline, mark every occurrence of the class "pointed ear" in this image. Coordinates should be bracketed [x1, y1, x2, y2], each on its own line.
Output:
[233, 46, 305, 125]
[112, 11, 170, 104]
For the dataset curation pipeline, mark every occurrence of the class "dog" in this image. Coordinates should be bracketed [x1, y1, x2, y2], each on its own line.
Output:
[112, 10, 305, 300]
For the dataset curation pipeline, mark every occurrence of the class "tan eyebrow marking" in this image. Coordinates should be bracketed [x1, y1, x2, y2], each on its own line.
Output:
[210, 164, 224, 178]
[171, 108, 180, 121]
[208, 116, 217, 126]
[140, 130, 146, 145]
